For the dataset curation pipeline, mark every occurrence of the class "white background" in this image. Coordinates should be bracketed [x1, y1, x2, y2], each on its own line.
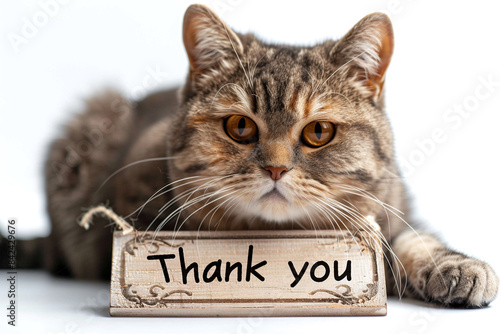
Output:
[1, 0, 499, 333]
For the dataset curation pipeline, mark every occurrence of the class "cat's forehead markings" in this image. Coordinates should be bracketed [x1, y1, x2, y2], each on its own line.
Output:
[305, 94, 329, 116]
[285, 88, 308, 119]
[287, 90, 300, 113]
[210, 84, 255, 118]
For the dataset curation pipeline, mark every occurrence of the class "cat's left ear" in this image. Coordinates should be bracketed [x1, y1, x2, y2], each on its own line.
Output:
[330, 13, 394, 101]
[183, 4, 243, 84]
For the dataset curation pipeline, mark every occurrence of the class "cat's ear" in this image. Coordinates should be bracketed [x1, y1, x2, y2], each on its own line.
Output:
[330, 13, 394, 101]
[183, 4, 243, 83]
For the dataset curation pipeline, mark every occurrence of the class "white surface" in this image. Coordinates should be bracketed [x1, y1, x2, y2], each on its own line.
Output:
[0, 0, 499, 331]
[1, 270, 498, 333]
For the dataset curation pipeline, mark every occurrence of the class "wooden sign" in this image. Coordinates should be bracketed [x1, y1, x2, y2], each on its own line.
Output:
[110, 230, 387, 316]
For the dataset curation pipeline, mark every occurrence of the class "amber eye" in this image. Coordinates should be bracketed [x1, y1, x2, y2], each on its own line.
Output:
[224, 115, 258, 144]
[302, 121, 336, 148]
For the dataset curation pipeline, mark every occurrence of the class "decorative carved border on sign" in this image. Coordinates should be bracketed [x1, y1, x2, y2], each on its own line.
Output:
[124, 236, 185, 256]
[122, 284, 192, 306]
[308, 239, 380, 305]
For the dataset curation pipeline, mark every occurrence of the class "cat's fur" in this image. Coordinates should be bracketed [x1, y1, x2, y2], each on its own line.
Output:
[14, 5, 500, 307]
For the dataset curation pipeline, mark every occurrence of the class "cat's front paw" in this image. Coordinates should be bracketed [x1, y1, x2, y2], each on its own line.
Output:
[418, 252, 499, 307]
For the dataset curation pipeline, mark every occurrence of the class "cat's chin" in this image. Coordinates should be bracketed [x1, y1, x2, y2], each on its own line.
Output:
[242, 191, 309, 223]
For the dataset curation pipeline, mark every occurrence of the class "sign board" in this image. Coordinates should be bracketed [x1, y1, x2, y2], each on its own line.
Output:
[110, 230, 387, 316]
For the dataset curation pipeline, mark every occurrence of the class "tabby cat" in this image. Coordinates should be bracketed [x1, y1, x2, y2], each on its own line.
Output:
[12, 4, 500, 307]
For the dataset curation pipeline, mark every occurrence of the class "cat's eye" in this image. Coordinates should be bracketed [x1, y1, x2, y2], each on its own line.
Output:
[301, 121, 336, 148]
[224, 115, 258, 144]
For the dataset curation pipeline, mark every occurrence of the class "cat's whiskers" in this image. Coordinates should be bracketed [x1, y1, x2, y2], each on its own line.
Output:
[327, 189, 405, 281]
[124, 175, 213, 219]
[292, 219, 307, 230]
[227, 101, 247, 110]
[322, 195, 407, 298]
[310, 200, 352, 250]
[297, 200, 321, 240]
[311, 195, 363, 251]
[329, 184, 449, 298]
[169, 186, 242, 244]
[171, 176, 227, 205]
[222, 24, 253, 89]
[306, 57, 325, 100]
[195, 193, 244, 256]
[151, 184, 237, 242]
[310, 50, 368, 98]
[213, 191, 257, 233]
[172, 174, 238, 231]
[95, 156, 179, 194]
[204, 195, 233, 232]
[210, 82, 246, 111]
[317, 90, 355, 110]
[293, 187, 372, 260]
[210, 24, 261, 115]
[213, 193, 244, 230]
[202, 189, 243, 231]
[144, 175, 236, 238]
[209, 193, 245, 236]
[295, 193, 337, 231]
[248, 52, 267, 86]
[339, 185, 398, 245]
[339, 184, 403, 215]
[288, 179, 407, 297]
[143, 176, 228, 234]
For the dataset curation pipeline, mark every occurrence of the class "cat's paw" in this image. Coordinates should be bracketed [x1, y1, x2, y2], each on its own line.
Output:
[418, 253, 498, 308]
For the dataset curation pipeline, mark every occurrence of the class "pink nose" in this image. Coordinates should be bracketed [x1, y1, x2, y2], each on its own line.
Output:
[264, 166, 288, 181]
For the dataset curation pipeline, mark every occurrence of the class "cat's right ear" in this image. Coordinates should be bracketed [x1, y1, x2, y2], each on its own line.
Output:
[330, 13, 394, 102]
[183, 4, 243, 85]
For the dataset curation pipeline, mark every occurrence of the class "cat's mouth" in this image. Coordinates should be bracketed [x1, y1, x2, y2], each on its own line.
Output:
[251, 185, 307, 223]
[261, 188, 288, 202]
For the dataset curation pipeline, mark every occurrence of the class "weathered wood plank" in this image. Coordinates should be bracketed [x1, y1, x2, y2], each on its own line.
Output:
[110, 230, 386, 316]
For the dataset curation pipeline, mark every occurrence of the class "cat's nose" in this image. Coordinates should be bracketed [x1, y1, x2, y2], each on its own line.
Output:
[264, 166, 288, 181]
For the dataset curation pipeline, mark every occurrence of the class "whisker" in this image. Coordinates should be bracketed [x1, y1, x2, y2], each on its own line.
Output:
[144, 175, 236, 239]
[222, 24, 252, 89]
[172, 174, 237, 232]
[143, 177, 226, 234]
[307, 57, 326, 100]
[124, 175, 211, 219]
[195, 193, 242, 258]
[249, 52, 267, 84]
[327, 184, 449, 298]
[212, 194, 243, 231]
[170, 188, 241, 243]
[312, 196, 362, 251]
[210, 82, 245, 111]
[95, 156, 178, 194]
[323, 197, 406, 298]
[310, 50, 368, 97]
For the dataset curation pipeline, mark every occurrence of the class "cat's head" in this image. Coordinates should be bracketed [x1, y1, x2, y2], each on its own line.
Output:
[167, 4, 396, 229]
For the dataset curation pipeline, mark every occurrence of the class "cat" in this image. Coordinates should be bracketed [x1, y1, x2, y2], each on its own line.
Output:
[4, 4, 497, 308]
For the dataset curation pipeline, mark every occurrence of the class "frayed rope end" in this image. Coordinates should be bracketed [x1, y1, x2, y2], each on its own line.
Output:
[79, 205, 135, 235]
